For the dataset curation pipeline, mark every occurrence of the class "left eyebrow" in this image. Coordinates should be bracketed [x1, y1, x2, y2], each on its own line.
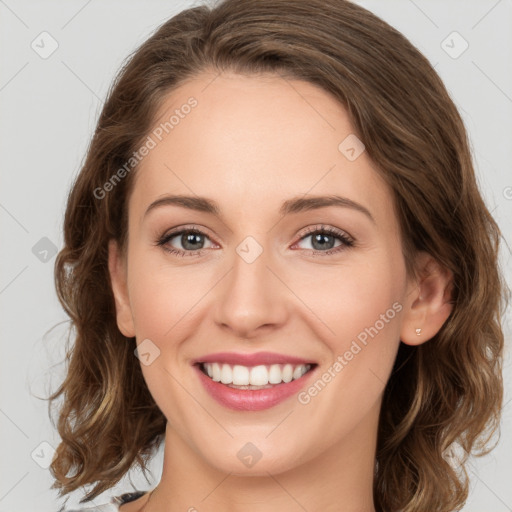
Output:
[143, 194, 375, 224]
[279, 194, 375, 224]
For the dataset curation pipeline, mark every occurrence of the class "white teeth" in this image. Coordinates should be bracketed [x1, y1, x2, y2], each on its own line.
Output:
[249, 365, 268, 386]
[233, 365, 250, 385]
[282, 364, 293, 383]
[220, 364, 232, 384]
[268, 364, 282, 384]
[212, 363, 221, 382]
[202, 362, 312, 386]
[292, 365, 304, 380]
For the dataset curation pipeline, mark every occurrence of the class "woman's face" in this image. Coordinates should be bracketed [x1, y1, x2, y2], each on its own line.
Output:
[109, 71, 422, 476]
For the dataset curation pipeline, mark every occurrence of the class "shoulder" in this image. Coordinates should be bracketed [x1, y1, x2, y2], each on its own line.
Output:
[64, 491, 148, 512]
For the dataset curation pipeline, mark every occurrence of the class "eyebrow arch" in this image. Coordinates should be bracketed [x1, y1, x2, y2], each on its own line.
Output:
[143, 194, 375, 224]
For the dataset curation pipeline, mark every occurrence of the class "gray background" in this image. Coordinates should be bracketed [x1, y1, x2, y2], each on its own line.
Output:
[1, 0, 511, 510]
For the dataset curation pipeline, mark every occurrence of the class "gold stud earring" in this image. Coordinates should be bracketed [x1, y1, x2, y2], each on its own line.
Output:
[415, 328, 422, 336]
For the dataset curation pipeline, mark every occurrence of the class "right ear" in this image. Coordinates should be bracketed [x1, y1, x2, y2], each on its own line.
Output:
[108, 239, 135, 338]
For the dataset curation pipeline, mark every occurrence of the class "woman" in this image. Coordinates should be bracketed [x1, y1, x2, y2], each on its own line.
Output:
[49, 0, 507, 511]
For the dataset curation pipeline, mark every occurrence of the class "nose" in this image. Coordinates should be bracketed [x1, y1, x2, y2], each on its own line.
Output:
[213, 242, 289, 339]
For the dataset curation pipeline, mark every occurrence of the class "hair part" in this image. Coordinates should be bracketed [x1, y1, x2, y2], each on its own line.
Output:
[48, 1, 507, 510]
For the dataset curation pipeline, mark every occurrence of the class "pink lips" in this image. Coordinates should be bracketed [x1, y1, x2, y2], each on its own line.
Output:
[193, 352, 318, 411]
[193, 351, 316, 366]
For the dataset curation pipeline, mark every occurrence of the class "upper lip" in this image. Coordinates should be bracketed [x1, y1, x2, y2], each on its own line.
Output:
[193, 351, 316, 366]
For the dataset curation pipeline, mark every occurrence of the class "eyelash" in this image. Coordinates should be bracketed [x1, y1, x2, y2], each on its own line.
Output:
[155, 224, 355, 258]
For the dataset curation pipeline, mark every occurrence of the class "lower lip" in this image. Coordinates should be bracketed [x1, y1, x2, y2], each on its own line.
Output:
[194, 364, 317, 411]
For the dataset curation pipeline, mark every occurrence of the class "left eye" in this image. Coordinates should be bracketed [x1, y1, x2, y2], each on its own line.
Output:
[295, 231, 343, 251]
[292, 225, 355, 254]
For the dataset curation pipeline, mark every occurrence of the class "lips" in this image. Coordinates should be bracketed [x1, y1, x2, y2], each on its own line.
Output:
[192, 352, 318, 411]
[192, 351, 316, 366]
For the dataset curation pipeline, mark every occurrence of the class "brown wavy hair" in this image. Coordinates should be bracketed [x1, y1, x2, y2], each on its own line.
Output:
[47, 0, 508, 510]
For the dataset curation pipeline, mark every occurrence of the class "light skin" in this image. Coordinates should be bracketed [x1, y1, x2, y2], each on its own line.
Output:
[108, 71, 453, 512]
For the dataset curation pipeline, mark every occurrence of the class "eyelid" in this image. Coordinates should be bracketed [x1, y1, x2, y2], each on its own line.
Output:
[159, 224, 215, 241]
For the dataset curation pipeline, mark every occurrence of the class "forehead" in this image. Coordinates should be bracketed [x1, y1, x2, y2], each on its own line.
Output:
[129, 71, 394, 227]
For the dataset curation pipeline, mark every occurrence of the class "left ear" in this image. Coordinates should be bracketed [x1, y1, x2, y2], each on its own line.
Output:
[400, 251, 454, 346]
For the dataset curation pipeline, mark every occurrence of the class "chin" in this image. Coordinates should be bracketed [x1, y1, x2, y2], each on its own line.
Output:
[195, 437, 309, 476]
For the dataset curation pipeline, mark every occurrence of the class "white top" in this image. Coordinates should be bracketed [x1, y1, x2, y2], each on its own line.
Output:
[64, 491, 148, 511]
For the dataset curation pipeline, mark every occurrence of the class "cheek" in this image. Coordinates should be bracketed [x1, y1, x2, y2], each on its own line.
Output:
[290, 247, 405, 346]
[126, 258, 196, 427]
[127, 252, 202, 339]
[288, 249, 405, 418]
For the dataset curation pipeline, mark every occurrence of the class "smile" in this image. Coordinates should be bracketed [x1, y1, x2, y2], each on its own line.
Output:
[192, 352, 318, 411]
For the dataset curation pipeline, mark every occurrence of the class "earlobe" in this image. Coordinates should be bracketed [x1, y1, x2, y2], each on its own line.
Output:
[400, 252, 454, 346]
[107, 239, 136, 338]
